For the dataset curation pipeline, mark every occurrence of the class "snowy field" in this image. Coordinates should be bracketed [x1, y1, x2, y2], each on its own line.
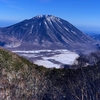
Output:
[12, 49, 79, 68]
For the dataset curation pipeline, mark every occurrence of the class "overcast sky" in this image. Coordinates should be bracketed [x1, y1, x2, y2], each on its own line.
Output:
[0, 0, 100, 32]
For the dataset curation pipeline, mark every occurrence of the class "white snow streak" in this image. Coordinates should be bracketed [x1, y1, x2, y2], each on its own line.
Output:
[71, 30, 76, 34]
[44, 21, 49, 29]
[64, 27, 69, 32]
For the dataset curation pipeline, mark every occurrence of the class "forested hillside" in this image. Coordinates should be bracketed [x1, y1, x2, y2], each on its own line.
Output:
[0, 47, 100, 100]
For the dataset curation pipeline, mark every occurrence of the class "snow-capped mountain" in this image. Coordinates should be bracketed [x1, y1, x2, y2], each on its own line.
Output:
[0, 15, 95, 51]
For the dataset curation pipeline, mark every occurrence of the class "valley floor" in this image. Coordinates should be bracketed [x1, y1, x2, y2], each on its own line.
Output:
[12, 49, 79, 68]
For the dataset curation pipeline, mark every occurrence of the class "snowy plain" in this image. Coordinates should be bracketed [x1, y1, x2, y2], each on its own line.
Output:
[12, 49, 79, 68]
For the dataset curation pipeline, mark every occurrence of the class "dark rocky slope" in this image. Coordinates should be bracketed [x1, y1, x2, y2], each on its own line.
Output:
[0, 47, 100, 100]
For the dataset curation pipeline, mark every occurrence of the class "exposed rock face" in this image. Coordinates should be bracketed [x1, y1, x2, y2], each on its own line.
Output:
[0, 47, 100, 100]
[0, 15, 95, 51]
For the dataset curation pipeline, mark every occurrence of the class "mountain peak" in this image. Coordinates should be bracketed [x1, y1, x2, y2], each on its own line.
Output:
[32, 14, 56, 19]
[0, 15, 95, 51]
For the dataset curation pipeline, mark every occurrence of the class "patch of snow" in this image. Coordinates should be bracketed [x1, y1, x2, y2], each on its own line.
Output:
[55, 22, 62, 29]
[46, 15, 57, 25]
[36, 15, 44, 18]
[5, 43, 21, 48]
[12, 49, 69, 54]
[29, 25, 34, 34]
[34, 60, 61, 68]
[32, 25, 34, 28]
[43, 52, 79, 65]
[71, 30, 76, 34]
[64, 27, 69, 32]
[20, 54, 38, 58]
[12, 49, 79, 68]
[61, 36, 69, 43]
[25, 24, 28, 26]
[39, 23, 41, 26]
[12, 50, 41, 53]
[46, 17, 53, 26]
[44, 21, 49, 29]
[57, 19, 62, 24]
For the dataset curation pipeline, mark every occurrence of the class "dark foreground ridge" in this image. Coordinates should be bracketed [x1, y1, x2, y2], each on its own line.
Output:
[0, 47, 100, 100]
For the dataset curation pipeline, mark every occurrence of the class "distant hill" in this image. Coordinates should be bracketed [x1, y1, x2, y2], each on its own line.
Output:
[0, 15, 96, 52]
[90, 34, 100, 41]
[87, 34, 100, 49]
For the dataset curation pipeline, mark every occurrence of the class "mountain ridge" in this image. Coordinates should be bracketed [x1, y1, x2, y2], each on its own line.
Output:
[0, 47, 100, 100]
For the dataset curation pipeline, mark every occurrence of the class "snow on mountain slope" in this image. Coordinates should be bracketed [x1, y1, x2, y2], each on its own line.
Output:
[0, 15, 96, 52]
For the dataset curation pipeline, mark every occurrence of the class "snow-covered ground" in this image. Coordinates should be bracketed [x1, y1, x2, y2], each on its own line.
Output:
[12, 49, 79, 68]
[34, 60, 61, 68]
[43, 53, 79, 65]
